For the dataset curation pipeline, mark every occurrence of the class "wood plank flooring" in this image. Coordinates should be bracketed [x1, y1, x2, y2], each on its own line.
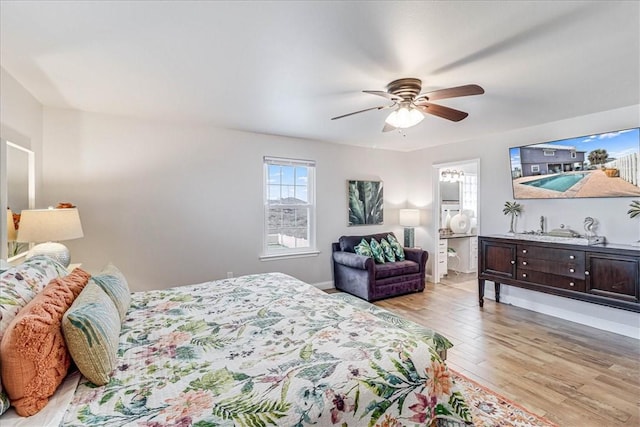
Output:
[360, 274, 639, 426]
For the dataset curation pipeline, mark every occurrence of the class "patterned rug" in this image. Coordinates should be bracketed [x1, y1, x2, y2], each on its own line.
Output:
[452, 370, 558, 427]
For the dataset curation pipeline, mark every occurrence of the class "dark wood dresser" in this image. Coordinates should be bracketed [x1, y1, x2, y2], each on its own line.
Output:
[478, 235, 640, 312]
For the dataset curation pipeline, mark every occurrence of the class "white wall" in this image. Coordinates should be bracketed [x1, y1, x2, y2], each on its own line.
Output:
[0, 68, 44, 201]
[410, 104, 640, 338]
[41, 108, 410, 291]
[1, 69, 41, 150]
[0, 68, 45, 262]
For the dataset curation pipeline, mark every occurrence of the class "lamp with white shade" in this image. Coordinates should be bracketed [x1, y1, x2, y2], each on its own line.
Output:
[399, 208, 420, 248]
[6, 208, 18, 257]
[7, 208, 17, 242]
[1, 208, 18, 270]
[16, 207, 84, 267]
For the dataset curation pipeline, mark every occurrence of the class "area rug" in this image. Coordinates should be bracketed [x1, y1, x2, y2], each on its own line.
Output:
[452, 370, 558, 427]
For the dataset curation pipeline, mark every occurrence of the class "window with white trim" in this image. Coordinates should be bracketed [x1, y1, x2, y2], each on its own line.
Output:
[461, 174, 478, 218]
[531, 165, 540, 173]
[543, 149, 555, 156]
[263, 156, 317, 258]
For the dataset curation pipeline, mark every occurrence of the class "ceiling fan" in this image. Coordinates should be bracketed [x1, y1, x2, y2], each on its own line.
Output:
[331, 78, 484, 132]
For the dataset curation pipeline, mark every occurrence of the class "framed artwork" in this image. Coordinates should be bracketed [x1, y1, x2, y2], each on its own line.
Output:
[348, 180, 384, 226]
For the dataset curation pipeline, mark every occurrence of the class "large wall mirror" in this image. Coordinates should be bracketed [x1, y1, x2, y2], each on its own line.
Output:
[1, 139, 35, 262]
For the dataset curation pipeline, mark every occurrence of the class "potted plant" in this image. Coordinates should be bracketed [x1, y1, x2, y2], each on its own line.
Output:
[503, 201, 523, 234]
[628, 200, 640, 219]
[629, 200, 640, 246]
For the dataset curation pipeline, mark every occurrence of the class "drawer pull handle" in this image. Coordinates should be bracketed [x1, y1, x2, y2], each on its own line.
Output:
[522, 249, 528, 254]
[511, 260, 515, 265]
[569, 282, 575, 287]
[569, 255, 575, 260]
[522, 273, 527, 278]
[585, 271, 590, 276]
[569, 268, 575, 273]
[522, 261, 528, 266]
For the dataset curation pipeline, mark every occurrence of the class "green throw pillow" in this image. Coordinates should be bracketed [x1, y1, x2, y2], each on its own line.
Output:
[91, 263, 131, 322]
[369, 238, 386, 264]
[380, 238, 396, 262]
[387, 234, 406, 261]
[354, 238, 373, 258]
[62, 282, 121, 386]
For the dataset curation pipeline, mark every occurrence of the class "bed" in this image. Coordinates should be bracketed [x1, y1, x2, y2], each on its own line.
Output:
[0, 258, 472, 426]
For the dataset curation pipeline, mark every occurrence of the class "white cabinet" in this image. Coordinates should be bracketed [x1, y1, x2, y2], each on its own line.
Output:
[469, 237, 478, 272]
[443, 235, 478, 274]
[437, 239, 448, 280]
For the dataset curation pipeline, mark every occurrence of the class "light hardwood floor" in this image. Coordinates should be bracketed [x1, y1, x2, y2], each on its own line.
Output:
[367, 273, 640, 426]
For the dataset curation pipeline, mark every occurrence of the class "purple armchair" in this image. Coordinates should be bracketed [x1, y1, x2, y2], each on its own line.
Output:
[332, 232, 428, 302]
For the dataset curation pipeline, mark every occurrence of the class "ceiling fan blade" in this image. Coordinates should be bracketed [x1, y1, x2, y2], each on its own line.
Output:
[331, 105, 390, 120]
[363, 90, 403, 102]
[382, 123, 397, 133]
[415, 103, 469, 122]
[415, 84, 484, 102]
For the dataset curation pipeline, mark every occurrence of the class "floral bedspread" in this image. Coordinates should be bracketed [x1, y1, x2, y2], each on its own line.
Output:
[62, 273, 472, 426]
[327, 292, 453, 361]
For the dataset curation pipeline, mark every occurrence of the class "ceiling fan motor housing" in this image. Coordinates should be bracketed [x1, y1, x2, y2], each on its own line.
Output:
[386, 78, 423, 101]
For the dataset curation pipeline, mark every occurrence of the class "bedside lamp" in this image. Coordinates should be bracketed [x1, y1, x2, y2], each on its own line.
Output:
[16, 207, 84, 267]
[7, 208, 17, 242]
[399, 209, 420, 248]
[7, 208, 17, 258]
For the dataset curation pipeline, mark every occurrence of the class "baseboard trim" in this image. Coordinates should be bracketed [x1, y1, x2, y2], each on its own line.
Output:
[313, 280, 334, 291]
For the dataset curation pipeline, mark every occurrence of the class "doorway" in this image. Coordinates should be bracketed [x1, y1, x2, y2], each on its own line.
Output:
[432, 159, 480, 283]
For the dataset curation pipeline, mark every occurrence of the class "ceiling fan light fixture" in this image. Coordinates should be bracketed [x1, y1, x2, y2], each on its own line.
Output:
[385, 106, 424, 129]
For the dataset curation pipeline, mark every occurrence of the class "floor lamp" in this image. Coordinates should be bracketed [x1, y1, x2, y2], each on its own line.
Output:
[399, 209, 420, 248]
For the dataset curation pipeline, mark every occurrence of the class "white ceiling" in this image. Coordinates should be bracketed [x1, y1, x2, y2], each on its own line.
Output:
[1, 1, 638, 151]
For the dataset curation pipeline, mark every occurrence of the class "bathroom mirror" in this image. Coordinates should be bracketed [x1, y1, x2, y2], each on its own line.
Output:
[1, 140, 35, 262]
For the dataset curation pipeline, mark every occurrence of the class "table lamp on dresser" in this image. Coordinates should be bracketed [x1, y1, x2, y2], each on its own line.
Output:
[16, 207, 84, 267]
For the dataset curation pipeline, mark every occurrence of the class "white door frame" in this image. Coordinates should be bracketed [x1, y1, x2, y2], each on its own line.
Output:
[432, 158, 480, 283]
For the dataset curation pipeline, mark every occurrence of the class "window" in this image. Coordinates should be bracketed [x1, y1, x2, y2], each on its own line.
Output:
[570, 151, 577, 159]
[531, 165, 540, 173]
[262, 156, 317, 259]
[543, 149, 555, 156]
[461, 174, 478, 218]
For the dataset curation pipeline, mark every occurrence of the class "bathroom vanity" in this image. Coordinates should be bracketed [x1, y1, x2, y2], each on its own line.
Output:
[478, 235, 640, 312]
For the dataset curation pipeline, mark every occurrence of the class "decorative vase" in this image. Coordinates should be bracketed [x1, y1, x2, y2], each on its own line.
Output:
[445, 210, 452, 230]
[450, 213, 470, 234]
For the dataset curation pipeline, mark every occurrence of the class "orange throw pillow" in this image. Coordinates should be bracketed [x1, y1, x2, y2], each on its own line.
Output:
[0, 268, 90, 416]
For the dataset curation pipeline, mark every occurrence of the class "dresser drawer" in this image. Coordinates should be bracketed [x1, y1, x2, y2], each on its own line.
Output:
[519, 257, 585, 279]
[517, 268, 586, 291]
[517, 245, 584, 263]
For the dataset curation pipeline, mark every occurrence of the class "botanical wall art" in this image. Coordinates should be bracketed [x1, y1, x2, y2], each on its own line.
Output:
[348, 180, 384, 226]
